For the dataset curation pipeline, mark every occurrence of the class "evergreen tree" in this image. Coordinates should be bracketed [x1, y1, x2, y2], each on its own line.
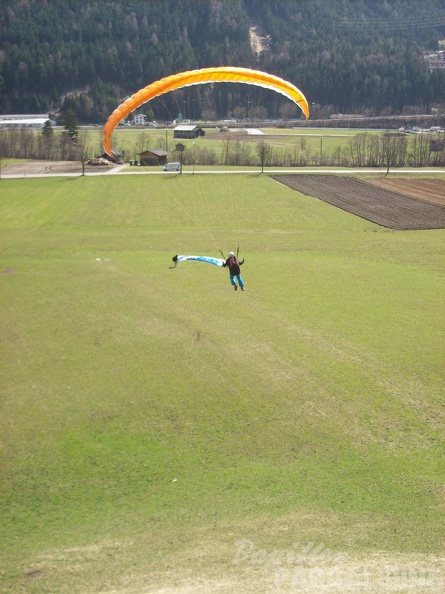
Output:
[41, 119, 54, 139]
[41, 119, 54, 159]
[62, 109, 79, 141]
[0, 0, 444, 117]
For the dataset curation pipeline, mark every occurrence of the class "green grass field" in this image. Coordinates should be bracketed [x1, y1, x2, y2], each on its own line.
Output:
[72, 125, 383, 163]
[110, 126, 380, 162]
[1, 174, 444, 593]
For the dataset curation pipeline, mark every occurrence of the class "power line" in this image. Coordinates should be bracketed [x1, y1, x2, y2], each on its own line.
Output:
[334, 13, 445, 32]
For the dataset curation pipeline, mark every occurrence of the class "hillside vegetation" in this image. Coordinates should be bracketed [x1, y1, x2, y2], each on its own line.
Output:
[1, 174, 443, 592]
[1, 0, 444, 121]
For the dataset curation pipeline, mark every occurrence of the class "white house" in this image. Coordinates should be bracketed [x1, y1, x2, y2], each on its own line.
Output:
[132, 114, 146, 126]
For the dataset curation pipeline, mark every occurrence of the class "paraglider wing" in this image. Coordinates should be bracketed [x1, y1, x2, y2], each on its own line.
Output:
[173, 254, 225, 267]
[103, 67, 309, 156]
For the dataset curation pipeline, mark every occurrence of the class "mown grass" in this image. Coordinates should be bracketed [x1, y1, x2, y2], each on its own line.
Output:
[1, 174, 444, 592]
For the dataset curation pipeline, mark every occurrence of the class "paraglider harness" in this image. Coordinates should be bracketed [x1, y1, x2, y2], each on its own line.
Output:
[220, 248, 244, 274]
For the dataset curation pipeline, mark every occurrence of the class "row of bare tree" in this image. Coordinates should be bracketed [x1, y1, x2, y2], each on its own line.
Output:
[0, 129, 101, 163]
[1, 129, 444, 170]
[348, 132, 445, 169]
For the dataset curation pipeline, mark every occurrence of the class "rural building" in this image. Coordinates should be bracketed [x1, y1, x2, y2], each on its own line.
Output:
[138, 149, 169, 166]
[133, 114, 147, 126]
[423, 50, 445, 72]
[173, 125, 205, 139]
[0, 114, 55, 129]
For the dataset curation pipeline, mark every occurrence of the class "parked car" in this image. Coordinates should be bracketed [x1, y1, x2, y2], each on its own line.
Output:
[163, 162, 181, 172]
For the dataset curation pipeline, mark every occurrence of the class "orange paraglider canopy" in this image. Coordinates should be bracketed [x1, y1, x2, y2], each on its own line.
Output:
[102, 66, 309, 156]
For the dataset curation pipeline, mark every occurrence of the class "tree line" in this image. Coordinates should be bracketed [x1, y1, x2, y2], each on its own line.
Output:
[1, 0, 444, 123]
[1, 126, 443, 169]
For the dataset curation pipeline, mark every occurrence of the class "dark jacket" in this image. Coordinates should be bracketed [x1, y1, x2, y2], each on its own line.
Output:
[225, 255, 244, 275]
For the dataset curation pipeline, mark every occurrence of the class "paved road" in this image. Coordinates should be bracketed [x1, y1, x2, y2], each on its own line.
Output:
[2, 166, 445, 179]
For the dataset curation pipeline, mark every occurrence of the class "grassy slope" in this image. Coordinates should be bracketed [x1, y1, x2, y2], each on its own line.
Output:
[1, 174, 444, 592]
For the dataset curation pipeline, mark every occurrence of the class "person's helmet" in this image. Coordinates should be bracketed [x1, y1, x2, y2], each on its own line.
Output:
[228, 251, 235, 257]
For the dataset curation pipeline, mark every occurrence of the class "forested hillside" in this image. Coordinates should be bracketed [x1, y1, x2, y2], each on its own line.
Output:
[1, 0, 444, 122]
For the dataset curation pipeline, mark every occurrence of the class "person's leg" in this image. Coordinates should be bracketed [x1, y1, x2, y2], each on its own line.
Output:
[237, 274, 245, 290]
[230, 274, 237, 290]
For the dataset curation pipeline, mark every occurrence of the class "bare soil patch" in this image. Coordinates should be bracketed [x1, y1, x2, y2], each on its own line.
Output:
[141, 551, 445, 594]
[1, 159, 114, 176]
[272, 175, 445, 230]
[366, 178, 445, 205]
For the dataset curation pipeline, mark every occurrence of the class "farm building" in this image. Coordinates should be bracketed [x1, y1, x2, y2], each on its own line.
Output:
[138, 149, 169, 166]
[0, 114, 55, 129]
[173, 125, 205, 139]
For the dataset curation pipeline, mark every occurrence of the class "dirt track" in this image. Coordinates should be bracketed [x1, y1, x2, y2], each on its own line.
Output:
[272, 175, 445, 230]
[1, 159, 114, 176]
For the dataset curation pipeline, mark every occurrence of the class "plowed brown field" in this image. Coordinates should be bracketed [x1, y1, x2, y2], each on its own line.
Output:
[366, 178, 445, 205]
[272, 175, 445, 230]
